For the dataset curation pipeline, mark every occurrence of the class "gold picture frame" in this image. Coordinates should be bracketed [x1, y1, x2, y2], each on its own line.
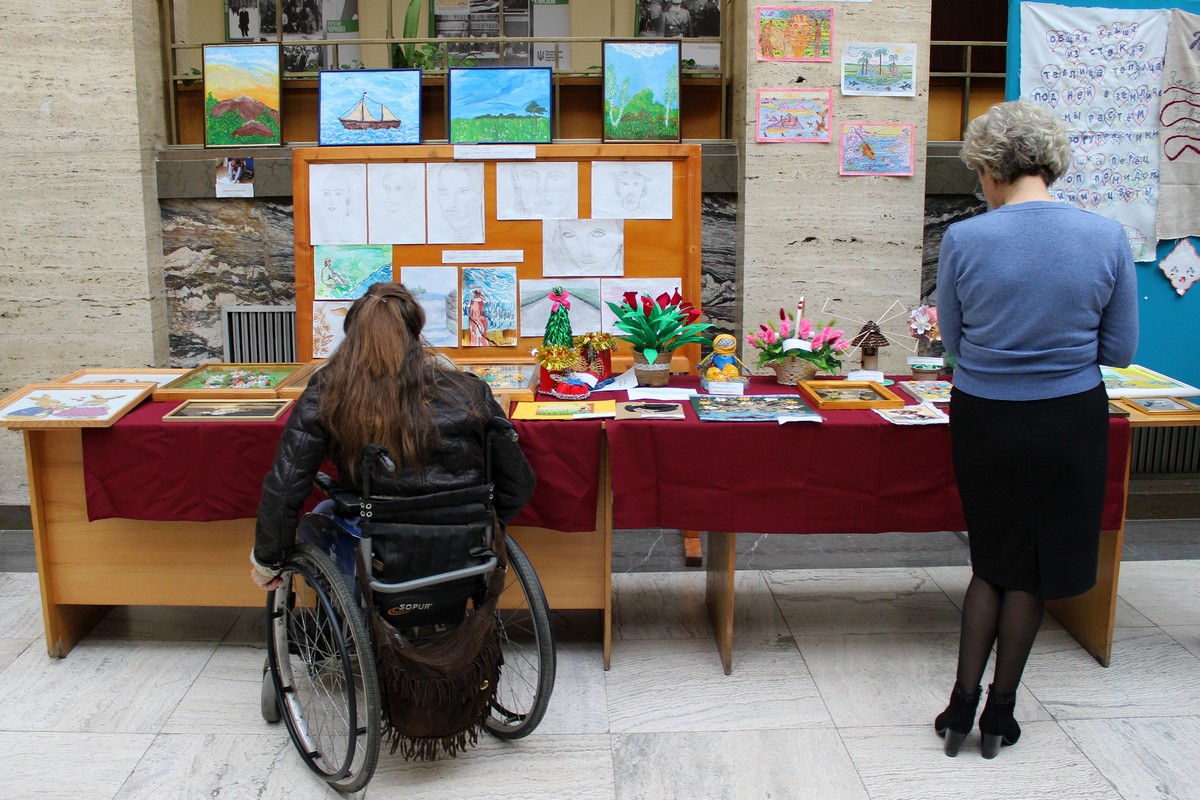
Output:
[162, 398, 293, 422]
[154, 363, 307, 402]
[275, 361, 324, 400]
[796, 380, 905, 410]
[0, 382, 157, 429]
[54, 367, 190, 387]
[1119, 396, 1200, 415]
[460, 362, 538, 416]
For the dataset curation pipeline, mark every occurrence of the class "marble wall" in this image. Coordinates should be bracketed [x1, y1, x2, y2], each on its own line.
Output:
[0, 0, 169, 505]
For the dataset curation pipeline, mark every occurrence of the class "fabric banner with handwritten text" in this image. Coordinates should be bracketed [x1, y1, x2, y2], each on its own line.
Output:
[1157, 9, 1200, 240]
[1020, 3, 1170, 261]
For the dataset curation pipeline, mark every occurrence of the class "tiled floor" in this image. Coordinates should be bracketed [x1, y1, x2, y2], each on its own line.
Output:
[1, 524, 1199, 800]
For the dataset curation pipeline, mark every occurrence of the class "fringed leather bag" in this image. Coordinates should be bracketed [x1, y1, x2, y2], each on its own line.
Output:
[358, 533, 508, 761]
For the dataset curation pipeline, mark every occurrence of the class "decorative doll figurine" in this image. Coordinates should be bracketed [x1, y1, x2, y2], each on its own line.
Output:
[700, 333, 748, 381]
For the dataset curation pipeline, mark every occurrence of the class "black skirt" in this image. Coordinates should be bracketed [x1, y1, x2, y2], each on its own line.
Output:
[949, 383, 1109, 600]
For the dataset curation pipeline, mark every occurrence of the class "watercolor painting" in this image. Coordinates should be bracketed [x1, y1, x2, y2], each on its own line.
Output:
[496, 161, 579, 220]
[543, 220, 625, 277]
[519, 278, 602, 337]
[202, 43, 281, 147]
[461, 267, 518, 347]
[309, 162, 368, 244]
[841, 43, 917, 96]
[756, 88, 833, 142]
[756, 7, 833, 62]
[318, 69, 422, 145]
[313, 244, 393, 300]
[56, 369, 188, 387]
[448, 67, 552, 144]
[367, 162, 426, 245]
[602, 40, 682, 142]
[400, 265, 460, 347]
[312, 300, 353, 358]
[839, 123, 915, 176]
[0, 383, 156, 429]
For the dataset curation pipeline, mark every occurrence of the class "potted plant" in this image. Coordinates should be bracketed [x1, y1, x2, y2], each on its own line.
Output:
[605, 290, 713, 386]
[745, 305, 850, 383]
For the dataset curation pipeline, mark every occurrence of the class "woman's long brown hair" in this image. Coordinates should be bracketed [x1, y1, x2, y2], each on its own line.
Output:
[318, 282, 439, 484]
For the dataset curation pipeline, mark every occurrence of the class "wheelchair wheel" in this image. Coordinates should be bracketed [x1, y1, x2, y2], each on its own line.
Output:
[266, 544, 381, 793]
[485, 536, 556, 739]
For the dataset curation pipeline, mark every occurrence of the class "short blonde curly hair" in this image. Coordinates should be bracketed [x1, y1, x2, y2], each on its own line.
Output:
[959, 101, 1071, 185]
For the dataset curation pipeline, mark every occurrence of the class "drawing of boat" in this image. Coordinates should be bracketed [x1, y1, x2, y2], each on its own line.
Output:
[339, 93, 402, 131]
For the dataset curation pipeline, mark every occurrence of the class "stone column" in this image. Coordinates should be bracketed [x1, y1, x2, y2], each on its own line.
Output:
[0, 0, 169, 505]
[733, 0, 932, 375]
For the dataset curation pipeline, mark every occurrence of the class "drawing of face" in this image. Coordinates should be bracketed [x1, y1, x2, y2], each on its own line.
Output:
[515, 167, 570, 217]
[436, 165, 481, 232]
[558, 220, 622, 268]
[615, 171, 648, 212]
[322, 173, 351, 216]
[381, 169, 416, 213]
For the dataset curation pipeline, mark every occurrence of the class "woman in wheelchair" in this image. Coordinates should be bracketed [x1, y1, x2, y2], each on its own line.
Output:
[250, 280, 535, 589]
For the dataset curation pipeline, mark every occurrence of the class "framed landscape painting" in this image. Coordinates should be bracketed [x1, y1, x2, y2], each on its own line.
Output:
[0, 383, 156, 429]
[448, 67, 552, 144]
[202, 43, 282, 147]
[318, 69, 422, 146]
[154, 363, 306, 401]
[602, 40, 681, 142]
[162, 398, 293, 422]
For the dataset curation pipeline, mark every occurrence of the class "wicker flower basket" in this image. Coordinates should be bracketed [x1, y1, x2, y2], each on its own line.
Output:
[769, 356, 819, 385]
[632, 350, 671, 387]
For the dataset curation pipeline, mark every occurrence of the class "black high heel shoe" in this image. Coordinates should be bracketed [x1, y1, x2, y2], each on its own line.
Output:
[978, 685, 1021, 759]
[934, 683, 981, 756]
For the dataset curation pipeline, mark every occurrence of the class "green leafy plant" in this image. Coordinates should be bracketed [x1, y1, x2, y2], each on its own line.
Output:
[605, 290, 713, 367]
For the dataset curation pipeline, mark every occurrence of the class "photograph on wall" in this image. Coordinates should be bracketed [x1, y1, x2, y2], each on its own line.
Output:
[461, 266, 518, 347]
[433, 0, 533, 67]
[426, 162, 486, 244]
[841, 43, 916, 96]
[309, 162, 368, 243]
[590, 161, 673, 219]
[634, 0, 723, 70]
[532, 0, 571, 69]
[367, 162, 426, 244]
[602, 40, 682, 142]
[312, 300, 353, 357]
[202, 43, 282, 147]
[0, 383, 156, 429]
[447, 67, 552, 144]
[756, 7, 833, 62]
[400, 265, 460, 347]
[496, 161, 579, 220]
[318, 69, 422, 145]
[543, 219, 625, 277]
[599, 277, 681, 333]
[313, 244, 392, 300]
[519, 278, 602, 337]
[755, 88, 832, 142]
[839, 122, 915, 176]
[216, 157, 256, 197]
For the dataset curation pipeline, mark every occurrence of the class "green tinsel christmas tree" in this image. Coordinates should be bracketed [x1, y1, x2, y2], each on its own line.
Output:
[542, 286, 574, 349]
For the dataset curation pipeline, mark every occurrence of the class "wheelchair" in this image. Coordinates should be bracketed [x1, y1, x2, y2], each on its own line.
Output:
[260, 423, 556, 793]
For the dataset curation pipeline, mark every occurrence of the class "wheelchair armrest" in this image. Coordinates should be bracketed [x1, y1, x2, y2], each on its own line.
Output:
[315, 472, 362, 515]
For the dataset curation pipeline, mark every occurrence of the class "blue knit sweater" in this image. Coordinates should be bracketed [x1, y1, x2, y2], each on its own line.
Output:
[936, 200, 1139, 401]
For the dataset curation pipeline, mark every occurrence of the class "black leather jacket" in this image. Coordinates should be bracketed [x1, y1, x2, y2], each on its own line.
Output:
[254, 368, 536, 566]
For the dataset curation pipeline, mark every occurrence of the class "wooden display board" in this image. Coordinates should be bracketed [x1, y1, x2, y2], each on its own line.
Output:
[291, 144, 703, 368]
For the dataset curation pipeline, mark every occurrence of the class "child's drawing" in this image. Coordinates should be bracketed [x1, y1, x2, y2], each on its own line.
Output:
[839, 122, 915, 176]
[543, 219, 625, 277]
[313, 244, 393, 300]
[841, 43, 917, 96]
[590, 161, 673, 219]
[756, 88, 832, 142]
[461, 267, 518, 347]
[367, 163, 426, 244]
[400, 265, 459, 347]
[519, 278, 602, 337]
[427, 162, 486, 244]
[312, 301, 352, 358]
[756, 7, 833, 62]
[496, 162, 579, 220]
[309, 163, 368, 244]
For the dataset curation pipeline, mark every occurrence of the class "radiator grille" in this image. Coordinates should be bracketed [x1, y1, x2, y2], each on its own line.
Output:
[1131, 425, 1200, 475]
[221, 306, 297, 363]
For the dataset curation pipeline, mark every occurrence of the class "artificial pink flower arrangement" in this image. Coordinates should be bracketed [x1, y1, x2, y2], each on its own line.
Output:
[907, 304, 941, 354]
[744, 304, 850, 374]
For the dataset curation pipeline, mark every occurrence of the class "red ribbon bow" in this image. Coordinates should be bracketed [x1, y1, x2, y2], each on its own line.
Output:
[549, 290, 571, 312]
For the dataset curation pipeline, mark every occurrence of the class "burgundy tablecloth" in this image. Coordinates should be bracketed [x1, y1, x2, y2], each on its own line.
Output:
[605, 377, 1129, 534]
[81, 401, 598, 532]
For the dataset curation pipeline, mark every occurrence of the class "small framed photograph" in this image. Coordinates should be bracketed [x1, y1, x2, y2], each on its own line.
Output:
[1121, 396, 1200, 415]
[797, 380, 905, 409]
[163, 398, 293, 422]
[154, 363, 308, 402]
[448, 66, 552, 144]
[54, 368, 190, 388]
[0, 382, 156, 429]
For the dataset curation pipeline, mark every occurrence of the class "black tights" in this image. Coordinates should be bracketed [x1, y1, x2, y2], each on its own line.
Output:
[955, 575, 1044, 695]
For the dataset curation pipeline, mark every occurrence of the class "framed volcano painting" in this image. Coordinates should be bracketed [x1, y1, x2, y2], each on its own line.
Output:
[203, 43, 282, 147]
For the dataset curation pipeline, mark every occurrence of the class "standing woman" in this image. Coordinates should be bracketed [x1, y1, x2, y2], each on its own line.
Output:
[934, 101, 1138, 758]
[250, 282, 535, 590]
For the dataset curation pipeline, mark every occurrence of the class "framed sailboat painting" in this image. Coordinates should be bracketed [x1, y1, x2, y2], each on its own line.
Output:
[318, 69, 422, 146]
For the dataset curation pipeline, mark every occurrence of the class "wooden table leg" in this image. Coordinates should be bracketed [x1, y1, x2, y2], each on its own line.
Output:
[1045, 526, 1123, 667]
[682, 529, 703, 567]
[705, 531, 736, 675]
